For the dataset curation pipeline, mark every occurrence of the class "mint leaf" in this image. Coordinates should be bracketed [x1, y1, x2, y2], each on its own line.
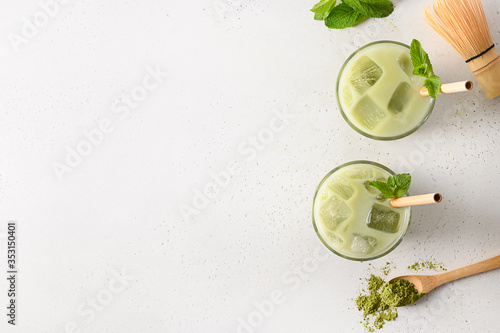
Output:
[342, 0, 394, 18]
[423, 75, 441, 99]
[393, 173, 411, 198]
[413, 63, 429, 77]
[410, 39, 441, 99]
[311, 0, 337, 20]
[387, 176, 395, 188]
[369, 173, 411, 199]
[311, 0, 336, 12]
[325, 3, 368, 29]
[393, 173, 410, 188]
[410, 39, 432, 77]
[369, 181, 395, 198]
[394, 187, 407, 198]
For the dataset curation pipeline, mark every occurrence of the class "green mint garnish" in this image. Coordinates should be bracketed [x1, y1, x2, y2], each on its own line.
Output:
[423, 75, 441, 99]
[310, 0, 337, 20]
[311, 0, 393, 29]
[410, 39, 441, 99]
[325, 3, 367, 29]
[410, 39, 433, 76]
[342, 0, 394, 18]
[369, 181, 394, 199]
[369, 173, 411, 199]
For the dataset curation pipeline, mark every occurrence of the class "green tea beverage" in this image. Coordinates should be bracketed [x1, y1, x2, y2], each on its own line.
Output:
[337, 41, 435, 140]
[313, 161, 411, 260]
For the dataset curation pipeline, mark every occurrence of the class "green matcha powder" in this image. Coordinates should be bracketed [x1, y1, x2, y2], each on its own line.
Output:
[407, 259, 447, 272]
[355, 275, 425, 332]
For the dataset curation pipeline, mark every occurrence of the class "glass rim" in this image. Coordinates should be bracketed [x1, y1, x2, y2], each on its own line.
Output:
[312, 160, 412, 261]
[336, 40, 436, 141]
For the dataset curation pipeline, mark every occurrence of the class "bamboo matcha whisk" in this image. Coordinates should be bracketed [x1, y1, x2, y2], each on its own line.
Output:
[423, 0, 500, 99]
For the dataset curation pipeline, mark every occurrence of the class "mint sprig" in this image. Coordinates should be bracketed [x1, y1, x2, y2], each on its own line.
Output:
[311, 0, 393, 29]
[311, 0, 337, 20]
[342, 0, 393, 18]
[423, 75, 441, 99]
[325, 3, 367, 29]
[369, 173, 411, 199]
[410, 39, 441, 99]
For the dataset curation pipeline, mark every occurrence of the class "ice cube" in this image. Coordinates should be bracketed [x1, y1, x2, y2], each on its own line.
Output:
[351, 96, 386, 130]
[364, 181, 379, 194]
[346, 167, 374, 180]
[328, 177, 355, 200]
[319, 188, 330, 201]
[326, 231, 345, 245]
[349, 56, 383, 93]
[367, 204, 401, 233]
[362, 234, 378, 248]
[350, 235, 376, 254]
[343, 85, 354, 108]
[319, 196, 352, 231]
[376, 194, 387, 202]
[388, 82, 412, 114]
[398, 53, 413, 78]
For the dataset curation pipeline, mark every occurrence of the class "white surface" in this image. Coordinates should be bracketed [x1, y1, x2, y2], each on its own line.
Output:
[1, 0, 500, 332]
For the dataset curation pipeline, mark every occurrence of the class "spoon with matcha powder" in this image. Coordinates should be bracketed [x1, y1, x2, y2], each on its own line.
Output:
[381, 254, 500, 307]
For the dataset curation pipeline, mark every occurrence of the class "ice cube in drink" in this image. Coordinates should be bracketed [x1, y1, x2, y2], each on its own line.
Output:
[349, 56, 383, 93]
[367, 203, 401, 233]
[388, 82, 412, 114]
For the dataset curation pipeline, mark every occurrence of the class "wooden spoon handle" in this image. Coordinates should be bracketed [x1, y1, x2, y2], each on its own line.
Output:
[433, 255, 500, 289]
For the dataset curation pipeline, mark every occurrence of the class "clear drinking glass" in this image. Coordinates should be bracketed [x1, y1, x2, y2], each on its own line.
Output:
[336, 41, 436, 141]
[312, 160, 412, 261]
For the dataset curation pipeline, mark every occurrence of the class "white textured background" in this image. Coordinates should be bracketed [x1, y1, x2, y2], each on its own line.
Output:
[1, 0, 500, 332]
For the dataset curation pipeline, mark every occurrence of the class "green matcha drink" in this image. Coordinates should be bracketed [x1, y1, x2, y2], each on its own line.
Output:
[312, 161, 411, 260]
[337, 41, 435, 140]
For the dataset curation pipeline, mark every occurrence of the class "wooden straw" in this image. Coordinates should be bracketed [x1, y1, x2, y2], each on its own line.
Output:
[419, 81, 473, 97]
[390, 193, 442, 208]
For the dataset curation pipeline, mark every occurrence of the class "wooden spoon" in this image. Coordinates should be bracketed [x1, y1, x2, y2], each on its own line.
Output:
[390, 254, 500, 293]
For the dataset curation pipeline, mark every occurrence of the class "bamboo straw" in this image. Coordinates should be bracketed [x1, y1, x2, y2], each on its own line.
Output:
[390, 193, 442, 208]
[419, 81, 473, 97]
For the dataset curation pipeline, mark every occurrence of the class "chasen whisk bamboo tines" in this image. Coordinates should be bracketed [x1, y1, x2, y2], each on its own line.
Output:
[423, 0, 500, 99]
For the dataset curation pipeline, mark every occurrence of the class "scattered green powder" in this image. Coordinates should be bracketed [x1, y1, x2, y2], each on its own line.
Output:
[355, 274, 425, 331]
[379, 261, 396, 276]
[355, 259, 447, 331]
[380, 279, 425, 307]
[355, 275, 398, 332]
[407, 259, 447, 272]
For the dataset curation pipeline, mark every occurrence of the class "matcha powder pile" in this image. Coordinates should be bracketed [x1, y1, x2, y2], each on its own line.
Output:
[381, 279, 425, 307]
[355, 275, 425, 331]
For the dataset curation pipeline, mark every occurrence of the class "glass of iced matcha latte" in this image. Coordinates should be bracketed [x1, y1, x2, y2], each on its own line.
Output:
[337, 41, 435, 140]
[312, 161, 411, 261]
